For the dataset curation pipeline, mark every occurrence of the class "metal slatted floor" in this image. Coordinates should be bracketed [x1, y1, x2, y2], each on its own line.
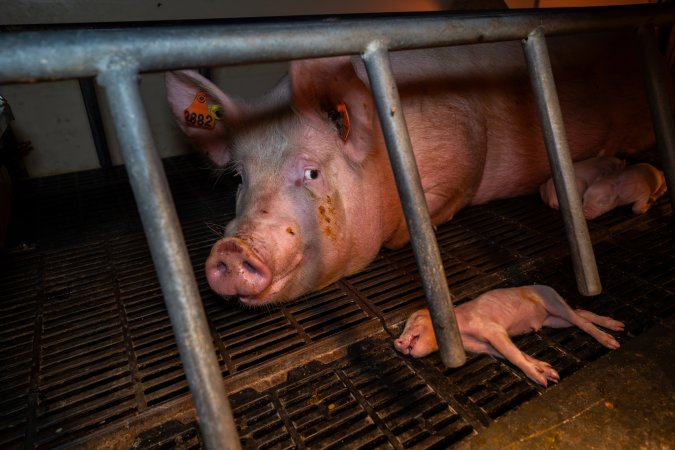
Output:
[0, 154, 673, 449]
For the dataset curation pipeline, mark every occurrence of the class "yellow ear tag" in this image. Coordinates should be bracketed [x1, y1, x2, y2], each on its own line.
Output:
[184, 90, 216, 130]
[210, 104, 223, 120]
[336, 102, 350, 142]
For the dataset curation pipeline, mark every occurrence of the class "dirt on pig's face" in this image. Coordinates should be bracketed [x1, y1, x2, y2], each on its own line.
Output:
[209, 111, 356, 305]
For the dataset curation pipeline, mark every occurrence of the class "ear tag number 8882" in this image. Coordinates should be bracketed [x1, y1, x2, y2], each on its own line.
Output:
[184, 90, 216, 130]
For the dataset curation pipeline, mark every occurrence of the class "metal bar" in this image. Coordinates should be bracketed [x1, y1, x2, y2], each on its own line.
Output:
[522, 27, 601, 296]
[638, 25, 675, 211]
[96, 65, 241, 450]
[1, 5, 674, 84]
[78, 78, 112, 169]
[362, 42, 466, 368]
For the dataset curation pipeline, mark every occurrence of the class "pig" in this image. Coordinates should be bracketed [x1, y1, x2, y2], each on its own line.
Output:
[539, 155, 625, 210]
[582, 163, 667, 219]
[166, 31, 655, 305]
[394, 285, 624, 386]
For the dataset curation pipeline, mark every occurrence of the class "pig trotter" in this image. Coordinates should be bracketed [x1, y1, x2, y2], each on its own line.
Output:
[394, 309, 439, 358]
[522, 353, 560, 387]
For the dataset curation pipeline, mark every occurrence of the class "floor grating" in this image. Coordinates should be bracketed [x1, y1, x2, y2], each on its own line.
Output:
[0, 154, 673, 448]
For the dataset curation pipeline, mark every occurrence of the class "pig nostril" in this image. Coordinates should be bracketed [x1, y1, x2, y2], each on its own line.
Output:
[242, 260, 259, 275]
[215, 260, 260, 276]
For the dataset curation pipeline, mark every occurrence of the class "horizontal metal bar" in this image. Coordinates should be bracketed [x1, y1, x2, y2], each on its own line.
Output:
[96, 67, 241, 450]
[522, 27, 601, 297]
[638, 25, 675, 211]
[1, 5, 674, 84]
[362, 43, 466, 368]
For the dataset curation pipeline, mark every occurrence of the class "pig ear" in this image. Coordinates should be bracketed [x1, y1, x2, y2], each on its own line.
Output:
[290, 56, 374, 164]
[165, 70, 242, 166]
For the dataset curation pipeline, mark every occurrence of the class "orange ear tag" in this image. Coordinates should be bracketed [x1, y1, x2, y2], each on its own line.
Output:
[336, 102, 350, 142]
[184, 90, 216, 130]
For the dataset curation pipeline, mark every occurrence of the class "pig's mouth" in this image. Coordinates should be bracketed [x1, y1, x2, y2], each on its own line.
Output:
[236, 252, 306, 306]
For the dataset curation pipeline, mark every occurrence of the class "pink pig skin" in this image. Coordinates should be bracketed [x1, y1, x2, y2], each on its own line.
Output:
[539, 156, 625, 210]
[394, 286, 624, 387]
[166, 32, 656, 305]
[582, 163, 667, 219]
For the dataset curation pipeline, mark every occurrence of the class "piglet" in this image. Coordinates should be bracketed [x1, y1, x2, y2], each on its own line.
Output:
[539, 156, 625, 210]
[582, 163, 667, 219]
[394, 285, 624, 387]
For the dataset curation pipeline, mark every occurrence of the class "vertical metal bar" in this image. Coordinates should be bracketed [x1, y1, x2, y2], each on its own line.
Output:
[362, 42, 466, 368]
[78, 78, 113, 169]
[638, 25, 675, 210]
[96, 66, 241, 450]
[523, 27, 602, 296]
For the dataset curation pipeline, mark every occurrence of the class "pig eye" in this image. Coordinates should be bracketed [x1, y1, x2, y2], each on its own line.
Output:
[304, 168, 320, 181]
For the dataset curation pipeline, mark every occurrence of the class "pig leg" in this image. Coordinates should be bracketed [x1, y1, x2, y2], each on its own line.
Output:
[394, 309, 438, 358]
[482, 327, 560, 387]
[534, 286, 622, 349]
[541, 309, 624, 332]
[575, 309, 625, 331]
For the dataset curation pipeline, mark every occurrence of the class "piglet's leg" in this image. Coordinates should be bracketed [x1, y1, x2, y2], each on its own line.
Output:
[394, 309, 439, 358]
[486, 328, 559, 387]
[535, 286, 622, 349]
[542, 309, 624, 332]
[575, 309, 624, 331]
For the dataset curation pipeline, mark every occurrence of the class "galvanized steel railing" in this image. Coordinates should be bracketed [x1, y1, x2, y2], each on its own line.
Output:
[1, 5, 674, 449]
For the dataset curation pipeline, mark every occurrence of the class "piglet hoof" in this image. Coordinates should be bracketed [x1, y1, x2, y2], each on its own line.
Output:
[601, 335, 621, 350]
[600, 318, 625, 332]
[523, 354, 560, 387]
[605, 319, 625, 332]
[394, 309, 438, 358]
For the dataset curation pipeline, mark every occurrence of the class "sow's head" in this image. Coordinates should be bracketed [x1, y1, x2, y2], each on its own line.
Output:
[165, 58, 388, 306]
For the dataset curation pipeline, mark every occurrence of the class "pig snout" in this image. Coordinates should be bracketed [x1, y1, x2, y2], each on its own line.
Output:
[205, 237, 272, 298]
